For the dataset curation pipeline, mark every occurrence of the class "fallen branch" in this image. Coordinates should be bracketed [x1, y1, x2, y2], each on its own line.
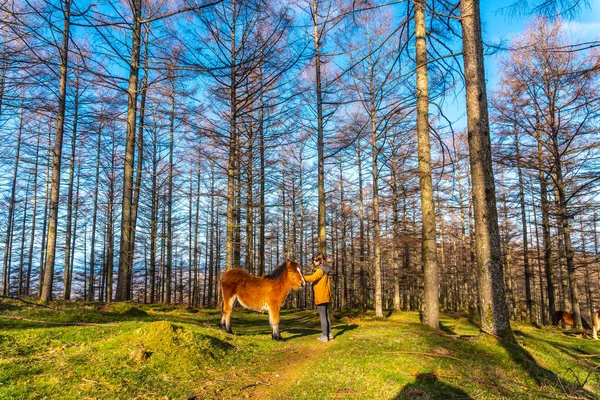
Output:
[0, 315, 117, 327]
[576, 354, 600, 358]
[240, 380, 271, 390]
[383, 351, 460, 361]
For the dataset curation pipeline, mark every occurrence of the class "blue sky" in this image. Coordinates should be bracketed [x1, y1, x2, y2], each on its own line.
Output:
[482, 0, 600, 86]
[442, 0, 600, 130]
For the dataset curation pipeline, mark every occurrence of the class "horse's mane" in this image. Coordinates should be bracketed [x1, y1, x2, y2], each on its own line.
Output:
[265, 261, 291, 280]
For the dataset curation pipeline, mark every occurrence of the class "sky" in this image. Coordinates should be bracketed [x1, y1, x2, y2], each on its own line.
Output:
[482, 0, 600, 84]
[442, 0, 600, 130]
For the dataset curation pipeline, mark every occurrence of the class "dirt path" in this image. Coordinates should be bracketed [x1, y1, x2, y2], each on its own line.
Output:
[247, 324, 331, 399]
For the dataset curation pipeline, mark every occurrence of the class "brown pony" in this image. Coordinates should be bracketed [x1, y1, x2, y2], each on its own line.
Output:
[554, 310, 591, 329]
[220, 260, 305, 341]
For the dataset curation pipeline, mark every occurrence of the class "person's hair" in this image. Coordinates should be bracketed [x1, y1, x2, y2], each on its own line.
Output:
[312, 252, 327, 267]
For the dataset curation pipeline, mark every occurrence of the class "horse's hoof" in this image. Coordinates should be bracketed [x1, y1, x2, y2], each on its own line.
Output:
[272, 334, 283, 341]
[227, 329, 233, 334]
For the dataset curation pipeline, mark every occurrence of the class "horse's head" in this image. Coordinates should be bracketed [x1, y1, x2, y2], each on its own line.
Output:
[286, 259, 305, 289]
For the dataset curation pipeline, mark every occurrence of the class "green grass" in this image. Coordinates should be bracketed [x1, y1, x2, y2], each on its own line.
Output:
[1, 299, 599, 399]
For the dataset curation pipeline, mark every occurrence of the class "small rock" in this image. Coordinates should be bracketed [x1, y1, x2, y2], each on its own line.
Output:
[129, 347, 151, 363]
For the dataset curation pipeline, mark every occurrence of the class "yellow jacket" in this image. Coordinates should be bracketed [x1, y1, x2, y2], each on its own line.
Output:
[304, 265, 331, 305]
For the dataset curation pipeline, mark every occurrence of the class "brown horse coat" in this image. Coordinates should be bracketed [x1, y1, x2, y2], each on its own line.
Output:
[220, 260, 304, 341]
[555, 310, 591, 330]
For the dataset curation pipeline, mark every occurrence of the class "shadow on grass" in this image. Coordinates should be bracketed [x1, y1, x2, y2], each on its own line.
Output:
[395, 372, 471, 400]
[439, 321, 457, 336]
[499, 334, 595, 398]
[333, 323, 358, 339]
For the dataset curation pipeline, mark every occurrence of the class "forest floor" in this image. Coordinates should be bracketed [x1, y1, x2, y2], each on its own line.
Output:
[1, 298, 599, 399]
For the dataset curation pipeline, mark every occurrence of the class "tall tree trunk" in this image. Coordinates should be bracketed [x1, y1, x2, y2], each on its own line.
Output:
[41, 0, 71, 302]
[225, 1, 238, 272]
[128, 24, 150, 299]
[258, 83, 266, 276]
[208, 166, 216, 305]
[188, 168, 194, 304]
[69, 164, 81, 299]
[312, 0, 327, 259]
[2, 99, 24, 296]
[0, 57, 6, 118]
[580, 216, 594, 325]
[63, 77, 79, 300]
[106, 133, 117, 303]
[116, 0, 142, 301]
[26, 134, 41, 296]
[18, 180, 30, 296]
[391, 162, 401, 310]
[514, 130, 532, 322]
[531, 182, 547, 325]
[553, 157, 582, 328]
[369, 68, 383, 318]
[501, 185, 518, 320]
[245, 124, 254, 272]
[166, 73, 176, 303]
[554, 184, 571, 315]
[88, 121, 102, 301]
[193, 155, 201, 306]
[537, 132, 556, 324]
[38, 132, 52, 298]
[594, 210, 600, 302]
[455, 142, 471, 312]
[357, 140, 367, 308]
[460, 0, 513, 340]
[339, 160, 347, 308]
[149, 127, 158, 303]
[415, 0, 439, 328]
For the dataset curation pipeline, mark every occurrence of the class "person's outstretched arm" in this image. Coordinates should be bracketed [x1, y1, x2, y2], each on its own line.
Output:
[303, 268, 323, 283]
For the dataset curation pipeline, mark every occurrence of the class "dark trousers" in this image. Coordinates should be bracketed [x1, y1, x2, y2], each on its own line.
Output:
[316, 303, 331, 336]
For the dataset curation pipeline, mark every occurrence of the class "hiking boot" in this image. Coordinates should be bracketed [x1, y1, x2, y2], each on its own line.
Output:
[328, 333, 334, 340]
[317, 335, 329, 343]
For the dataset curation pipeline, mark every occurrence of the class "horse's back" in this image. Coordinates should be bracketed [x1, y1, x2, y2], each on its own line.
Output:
[222, 268, 252, 284]
[221, 269, 265, 294]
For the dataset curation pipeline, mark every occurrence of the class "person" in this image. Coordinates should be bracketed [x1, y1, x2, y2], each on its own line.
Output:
[303, 252, 333, 342]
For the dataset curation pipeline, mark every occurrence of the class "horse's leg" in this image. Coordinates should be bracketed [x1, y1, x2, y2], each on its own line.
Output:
[220, 293, 235, 334]
[268, 306, 283, 341]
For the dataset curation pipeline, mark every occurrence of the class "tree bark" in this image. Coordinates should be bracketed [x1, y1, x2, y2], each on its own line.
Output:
[26, 134, 41, 296]
[312, 0, 327, 259]
[165, 72, 176, 304]
[225, 1, 238, 272]
[460, 0, 513, 340]
[88, 115, 103, 301]
[41, 0, 71, 302]
[128, 24, 150, 299]
[63, 76, 79, 301]
[2, 99, 24, 296]
[116, 0, 142, 301]
[514, 130, 533, 322]
[415, 0, 439, 328]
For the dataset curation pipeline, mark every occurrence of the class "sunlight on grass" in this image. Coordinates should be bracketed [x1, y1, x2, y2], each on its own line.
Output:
[1, 299, 599, 399]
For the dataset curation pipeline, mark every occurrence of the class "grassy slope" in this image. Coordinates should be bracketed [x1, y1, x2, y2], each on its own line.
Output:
[1, 299, 599, 399]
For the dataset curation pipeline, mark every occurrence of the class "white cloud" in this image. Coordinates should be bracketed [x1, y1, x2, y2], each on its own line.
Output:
[563, 20, 600, 41]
